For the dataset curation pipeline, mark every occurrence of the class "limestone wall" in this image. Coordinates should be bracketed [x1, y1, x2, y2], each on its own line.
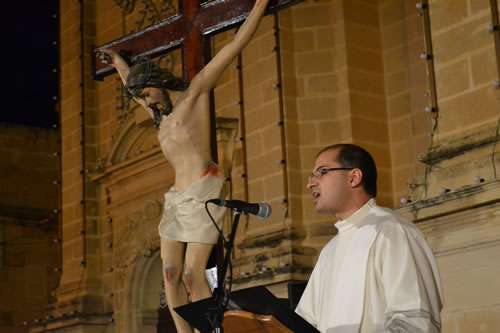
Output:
[37, 0, 500, 332]
[0, 123, 59, 332]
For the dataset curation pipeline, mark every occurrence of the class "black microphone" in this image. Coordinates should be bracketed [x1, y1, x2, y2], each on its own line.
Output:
[208, 199, 272, 219]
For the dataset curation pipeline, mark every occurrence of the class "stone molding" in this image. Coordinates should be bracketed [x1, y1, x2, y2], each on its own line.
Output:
[396, 179, 500, 223]
[114, 199, 162, 270]
[232, 226, 314, 290]
[419, 124, 498, 164]
[29, 312, 112, 333]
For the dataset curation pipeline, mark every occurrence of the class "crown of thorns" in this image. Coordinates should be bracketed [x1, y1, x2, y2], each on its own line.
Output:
[124, 56, 156, 101]
[123, 56, 187, 100]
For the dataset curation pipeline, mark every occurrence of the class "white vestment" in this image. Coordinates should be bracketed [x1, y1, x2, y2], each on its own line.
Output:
[295, 199, 444, 333]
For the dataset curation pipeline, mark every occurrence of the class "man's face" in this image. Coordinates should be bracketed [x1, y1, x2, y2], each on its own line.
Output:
[307, 149, 351, 216]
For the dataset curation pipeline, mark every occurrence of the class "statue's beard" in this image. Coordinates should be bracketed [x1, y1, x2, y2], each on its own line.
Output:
[150, 103, 172, 130]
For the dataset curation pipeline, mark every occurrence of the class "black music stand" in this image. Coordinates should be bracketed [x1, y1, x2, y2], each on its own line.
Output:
[175, 286, 319, 332]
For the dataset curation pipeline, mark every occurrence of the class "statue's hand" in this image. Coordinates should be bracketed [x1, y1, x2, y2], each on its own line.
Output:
[97, 52, 112, 64]
[98, 49, 120, 64]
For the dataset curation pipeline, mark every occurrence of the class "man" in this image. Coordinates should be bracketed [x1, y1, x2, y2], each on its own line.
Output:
[100, 0, 270, 331]
[296, 144, 444, 333]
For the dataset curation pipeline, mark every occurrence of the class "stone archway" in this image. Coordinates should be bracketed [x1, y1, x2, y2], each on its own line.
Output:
[129, 250, 176, 333]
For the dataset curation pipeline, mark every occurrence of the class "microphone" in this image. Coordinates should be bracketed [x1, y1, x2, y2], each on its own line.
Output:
[208, 199, 272, 219]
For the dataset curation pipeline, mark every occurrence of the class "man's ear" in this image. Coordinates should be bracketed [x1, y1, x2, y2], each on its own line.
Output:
[349, 168, 363, 188]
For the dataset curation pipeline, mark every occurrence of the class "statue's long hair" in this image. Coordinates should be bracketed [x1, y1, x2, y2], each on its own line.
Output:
[125, 56, 189, 92]
[124, 56, 189, 129]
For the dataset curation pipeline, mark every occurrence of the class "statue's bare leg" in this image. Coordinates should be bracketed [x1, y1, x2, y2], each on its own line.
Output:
[184, 242, 214, 302]
[160, 238, 192, 333]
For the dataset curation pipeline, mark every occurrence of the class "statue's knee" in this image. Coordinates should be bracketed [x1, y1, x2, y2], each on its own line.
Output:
[164, 265, 181, 284]
[184, 270, 194, 289]
[185, 269, 205, 289]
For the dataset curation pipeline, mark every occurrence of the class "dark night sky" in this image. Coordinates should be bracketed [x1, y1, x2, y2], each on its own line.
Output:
[1, 1, 59, 128]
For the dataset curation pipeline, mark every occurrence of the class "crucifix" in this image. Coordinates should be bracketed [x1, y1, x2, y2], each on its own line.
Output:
[92, 0, 303, 331]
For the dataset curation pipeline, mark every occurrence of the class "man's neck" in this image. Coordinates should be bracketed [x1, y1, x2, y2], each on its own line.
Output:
[335, 196, 373, 221]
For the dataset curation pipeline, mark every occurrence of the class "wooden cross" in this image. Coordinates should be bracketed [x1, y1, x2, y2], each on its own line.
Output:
[92, 0, 303, 81]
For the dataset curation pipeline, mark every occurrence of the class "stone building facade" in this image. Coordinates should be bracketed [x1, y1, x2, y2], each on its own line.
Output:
[0, 124, 60, 332]
[17, 0, 500, 332]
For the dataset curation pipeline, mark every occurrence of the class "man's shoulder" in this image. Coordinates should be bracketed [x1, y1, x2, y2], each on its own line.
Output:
[367, 204, 426, 243]
[369, 203, 405, 220]
[368, 204, 417, 231]
[317, 235, 338, 259]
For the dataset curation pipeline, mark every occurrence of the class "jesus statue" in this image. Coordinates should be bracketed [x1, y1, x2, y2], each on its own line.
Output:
[100, 0, 271, 331]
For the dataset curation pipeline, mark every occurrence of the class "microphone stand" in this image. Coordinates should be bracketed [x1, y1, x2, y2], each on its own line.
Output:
[209, 209, 242, 333]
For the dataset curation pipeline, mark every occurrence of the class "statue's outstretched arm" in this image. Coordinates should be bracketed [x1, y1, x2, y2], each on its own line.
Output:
[98, 49, 155, 119]
[98, 49, 130, 86]
[191, 0, 271, 93]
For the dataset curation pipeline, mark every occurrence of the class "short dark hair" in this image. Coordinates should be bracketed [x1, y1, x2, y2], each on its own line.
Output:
[317, 144, 377, 197]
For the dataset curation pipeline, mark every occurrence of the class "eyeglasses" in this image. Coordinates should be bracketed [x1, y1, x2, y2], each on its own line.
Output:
[307, 167, 353, 184]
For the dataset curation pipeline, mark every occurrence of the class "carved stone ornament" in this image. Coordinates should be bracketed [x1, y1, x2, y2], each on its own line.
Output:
[114, 199, 163, 269]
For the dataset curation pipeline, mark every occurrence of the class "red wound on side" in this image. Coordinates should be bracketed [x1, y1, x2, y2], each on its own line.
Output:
[201, 165, 220, 178]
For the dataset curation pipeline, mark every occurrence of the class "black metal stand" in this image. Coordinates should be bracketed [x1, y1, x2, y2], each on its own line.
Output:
[209, 210, 242, 332]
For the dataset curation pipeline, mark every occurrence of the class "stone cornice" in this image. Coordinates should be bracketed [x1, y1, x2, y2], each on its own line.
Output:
[28, 312, 112, 333]
[237, 227, 305, 250]
[0, 206, 56, 227]
[419, 124, 498, 164]
[395, 179, 500, 222]
[89, 147, 164, 182]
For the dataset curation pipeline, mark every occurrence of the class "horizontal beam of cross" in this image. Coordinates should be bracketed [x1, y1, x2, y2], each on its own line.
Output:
[92, 0, 303, 81]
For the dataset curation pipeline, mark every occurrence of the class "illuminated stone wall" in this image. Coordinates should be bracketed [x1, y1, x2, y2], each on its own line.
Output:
[35, 0, 500, 332]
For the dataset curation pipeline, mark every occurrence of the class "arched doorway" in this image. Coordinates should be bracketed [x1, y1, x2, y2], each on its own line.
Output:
[130, 250, 176, 332]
